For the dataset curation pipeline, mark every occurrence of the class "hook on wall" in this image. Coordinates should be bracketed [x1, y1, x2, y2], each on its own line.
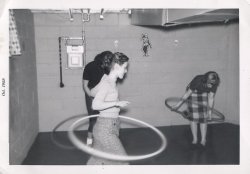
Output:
[100, 8, 104, 20]
[69, 9, 74, 22]
[81, 9, 90, 22]
[141, 33, 152, 57]
[68, 9, 90, 22]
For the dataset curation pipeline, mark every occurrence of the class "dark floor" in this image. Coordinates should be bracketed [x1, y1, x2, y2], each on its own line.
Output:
[22, 123, 239, 165]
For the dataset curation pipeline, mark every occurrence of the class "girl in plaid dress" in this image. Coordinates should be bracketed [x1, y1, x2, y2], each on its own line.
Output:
[87, 52, 130, 165]
[172, 72, 220, 146]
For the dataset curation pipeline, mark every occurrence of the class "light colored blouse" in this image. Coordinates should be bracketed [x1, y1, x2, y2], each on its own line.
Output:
[91, 75, 120, 118]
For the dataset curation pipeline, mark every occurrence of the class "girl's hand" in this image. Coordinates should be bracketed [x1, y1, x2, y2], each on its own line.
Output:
[171, 103, 181, 111]
[116, 101, 130, 108]
[207, 113, 212, 120]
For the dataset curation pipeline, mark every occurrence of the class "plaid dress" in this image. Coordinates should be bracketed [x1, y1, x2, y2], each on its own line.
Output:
[185, 75, 218, 123]
[187, 92, 208, 123]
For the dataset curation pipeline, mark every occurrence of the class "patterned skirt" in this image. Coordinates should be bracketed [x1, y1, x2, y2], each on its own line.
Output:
[187, 92, 208, 123]
[87, 117, 129, 165]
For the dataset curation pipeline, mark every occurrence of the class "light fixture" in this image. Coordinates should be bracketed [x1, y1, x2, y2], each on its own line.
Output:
[69, 9, 74, 22]
[100, 8, 104, 20]
[224, 19, 230, 24]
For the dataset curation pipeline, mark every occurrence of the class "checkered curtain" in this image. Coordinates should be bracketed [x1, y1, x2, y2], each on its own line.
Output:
[9, 9, 21, 56]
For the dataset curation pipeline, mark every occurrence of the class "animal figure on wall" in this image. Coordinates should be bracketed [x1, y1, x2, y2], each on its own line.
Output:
[141, 33, 152, 56]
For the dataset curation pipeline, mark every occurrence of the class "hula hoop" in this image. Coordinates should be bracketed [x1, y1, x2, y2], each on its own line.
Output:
[165, 97, 225, 122]
[51, 113, 89, 149]
[68, 115, 167, 161]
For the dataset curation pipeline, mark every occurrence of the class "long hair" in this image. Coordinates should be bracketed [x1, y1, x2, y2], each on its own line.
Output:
[186, 71, 220, 91]
[94, 53, 102, 65]
[204, 71, 220, 86]
[94, 51, 112, 64]
[100, 51, 113, 74]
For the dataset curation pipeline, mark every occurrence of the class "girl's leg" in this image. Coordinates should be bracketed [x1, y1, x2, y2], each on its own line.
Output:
[200, 123, 207, 146]
[190, 121, 198, 144]
[88, 117, 97, 134]
[87, 118, 129, 165]
[85, 96, 99, 145]
[87, 117, 98, 145]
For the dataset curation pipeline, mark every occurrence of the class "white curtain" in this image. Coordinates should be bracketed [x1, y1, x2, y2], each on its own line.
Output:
[9, 9, 21, 56]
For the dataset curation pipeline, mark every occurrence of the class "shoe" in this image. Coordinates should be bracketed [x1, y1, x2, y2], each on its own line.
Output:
[190, 143, 198, 150]
[200, 140, 206, 146]
[87, 137, 93, 146]
[199, 143, 207, 151]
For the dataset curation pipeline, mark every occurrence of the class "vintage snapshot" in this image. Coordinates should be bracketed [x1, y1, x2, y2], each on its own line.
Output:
[1, 0, 250, 174]
[8, 7, 239, 164]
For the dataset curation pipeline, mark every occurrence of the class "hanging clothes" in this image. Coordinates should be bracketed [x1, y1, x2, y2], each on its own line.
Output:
[9, 9, 21, 56]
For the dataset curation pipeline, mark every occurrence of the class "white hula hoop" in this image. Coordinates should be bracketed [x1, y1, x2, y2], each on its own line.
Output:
[68, 115, 167, 161]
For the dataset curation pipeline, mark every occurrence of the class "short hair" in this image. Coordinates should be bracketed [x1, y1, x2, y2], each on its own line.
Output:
[113, 52, 129, 66]
[100, 52, 129, 74]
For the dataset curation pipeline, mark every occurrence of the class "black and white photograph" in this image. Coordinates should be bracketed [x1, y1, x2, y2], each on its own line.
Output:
[1, 0, 250, 174]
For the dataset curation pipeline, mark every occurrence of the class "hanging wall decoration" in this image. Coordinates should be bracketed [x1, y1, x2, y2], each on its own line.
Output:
[114, 40, 119, 52]
[58, 37, 85, 88]
[141, 33, 152, 56]
[65, 38, 85, 69]
[9, 9, 21, 56]
[57, 9, 90, 88]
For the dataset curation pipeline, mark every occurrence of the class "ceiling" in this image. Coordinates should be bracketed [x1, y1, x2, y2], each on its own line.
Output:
[30, 8, 239, 27]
